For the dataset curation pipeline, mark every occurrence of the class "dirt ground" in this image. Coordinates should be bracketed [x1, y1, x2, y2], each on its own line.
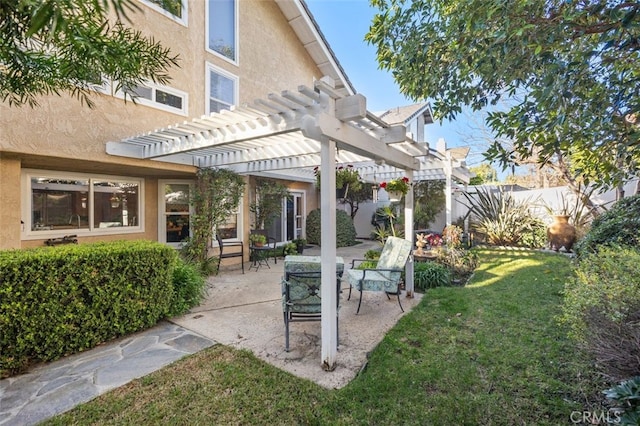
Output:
[171, 241, 422, 389]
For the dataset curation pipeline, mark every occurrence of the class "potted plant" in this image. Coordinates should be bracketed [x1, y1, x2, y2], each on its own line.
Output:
[249, 233, 267, 247]
[293, 238, 306, 254]
[283, 242, 298, 256]
[380, 177, 410, 201]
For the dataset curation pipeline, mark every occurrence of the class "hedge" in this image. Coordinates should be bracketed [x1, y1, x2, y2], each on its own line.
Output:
[0, 240, 177, 376]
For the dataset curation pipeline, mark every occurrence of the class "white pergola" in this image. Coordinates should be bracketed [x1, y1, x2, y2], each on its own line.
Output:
[106, 77, 471, 370]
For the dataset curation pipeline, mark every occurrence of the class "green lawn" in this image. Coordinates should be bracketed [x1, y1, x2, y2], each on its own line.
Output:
[44, 248, 605, 425]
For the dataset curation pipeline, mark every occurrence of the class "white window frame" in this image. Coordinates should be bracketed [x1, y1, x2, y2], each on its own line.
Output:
[158, 180, 193, 248]
[114, 81, 189, 116]
[205, 63, 238, 115]
[205, 0, 238, 65]
[217, 197, 244, 243]
[22, 169, 145, 240]
[139, 0, 188, 27]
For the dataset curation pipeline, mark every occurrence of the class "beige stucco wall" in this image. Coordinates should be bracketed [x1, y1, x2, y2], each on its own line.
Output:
[0, 0, 332, 250]
[0, 156, 22, 250]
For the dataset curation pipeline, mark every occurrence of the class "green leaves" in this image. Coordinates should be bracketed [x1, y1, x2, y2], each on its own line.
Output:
[367, 0, 640, 190]
[1, 0, 178, 107]
[0, 241, 177, 376]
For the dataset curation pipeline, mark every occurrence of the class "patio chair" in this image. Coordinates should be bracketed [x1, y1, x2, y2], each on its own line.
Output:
[282, 268, 341, 352]
[214, 234, 244, 275]
[344, 236, 412, 314]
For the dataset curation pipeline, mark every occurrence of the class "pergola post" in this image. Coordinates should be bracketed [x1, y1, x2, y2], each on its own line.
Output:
[445, 151, 453, 226]
[320, 137, 338, 371]
[404, 169, 414, 297]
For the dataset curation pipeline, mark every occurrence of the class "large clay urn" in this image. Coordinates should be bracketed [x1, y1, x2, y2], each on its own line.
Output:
[547, 215, 577, 252]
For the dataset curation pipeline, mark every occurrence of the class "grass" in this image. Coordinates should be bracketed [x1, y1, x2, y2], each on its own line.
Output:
[44, 248, 605, 425]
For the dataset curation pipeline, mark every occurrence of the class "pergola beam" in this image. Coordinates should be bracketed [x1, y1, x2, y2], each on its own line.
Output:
[313, 113, 419, 171]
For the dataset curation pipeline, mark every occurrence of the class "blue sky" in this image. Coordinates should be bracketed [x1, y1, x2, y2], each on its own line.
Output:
[304, 0, 484, 166]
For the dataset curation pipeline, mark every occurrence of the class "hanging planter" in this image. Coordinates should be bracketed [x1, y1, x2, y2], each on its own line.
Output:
[387, 190, 403, 202]
[380, 177, 410, 202]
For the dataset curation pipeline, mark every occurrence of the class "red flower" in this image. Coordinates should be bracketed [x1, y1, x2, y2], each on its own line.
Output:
[401, 177, 409, 183]
[380, 182, 387, 189]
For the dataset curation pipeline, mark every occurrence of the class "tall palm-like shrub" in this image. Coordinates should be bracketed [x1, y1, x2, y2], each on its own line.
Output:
[462, 187, 542, 246]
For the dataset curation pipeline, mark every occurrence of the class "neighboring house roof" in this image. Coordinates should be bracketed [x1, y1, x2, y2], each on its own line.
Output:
[448, 146, 470, 161]
[276, 0, 355, 97]
[378, 103, 434, 126]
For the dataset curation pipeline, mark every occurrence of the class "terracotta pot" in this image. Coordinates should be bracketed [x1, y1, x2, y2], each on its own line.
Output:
[547, 215, 576, 252]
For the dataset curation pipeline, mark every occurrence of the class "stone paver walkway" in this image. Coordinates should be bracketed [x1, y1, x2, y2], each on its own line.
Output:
[0, 322, 214, 426]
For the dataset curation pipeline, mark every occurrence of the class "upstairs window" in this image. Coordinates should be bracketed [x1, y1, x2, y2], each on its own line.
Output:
[206, 64, 237, 114]
[206, 0, 237, 62]
[141, 0, 187, 25]
[120, 81, 188, 115]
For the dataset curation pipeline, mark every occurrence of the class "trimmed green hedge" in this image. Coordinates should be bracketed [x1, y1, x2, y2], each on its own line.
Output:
[0, 240, 178, 376]
[306, 208, 358, 247]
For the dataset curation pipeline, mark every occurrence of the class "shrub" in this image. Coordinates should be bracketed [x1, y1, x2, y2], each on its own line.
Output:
[574, 193, 640, 256]
[518, 217, 548, 248]
[604, 376, 640, 425]
[414, 261, 451, 291]
[0, 241, 176, 377]
[167, 258, 206, 317]
[364, 249, 381, 260]
[283, 242, 298, 256]
[463, 186, 541, 246]
[434, 247, 479, 282]
[561, 246, 640, 380]
[306, 208, 357, 247]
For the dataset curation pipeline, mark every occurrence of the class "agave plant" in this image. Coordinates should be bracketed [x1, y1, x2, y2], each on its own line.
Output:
[462, 186, 541, 246]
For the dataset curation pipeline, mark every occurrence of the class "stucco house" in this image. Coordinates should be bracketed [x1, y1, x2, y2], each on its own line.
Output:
[1, 0, 471, 270]
[0, 0, 353, 254]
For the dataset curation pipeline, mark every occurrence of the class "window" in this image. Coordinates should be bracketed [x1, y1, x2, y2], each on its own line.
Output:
[123, 82, 188, 115]
[206, 64, 237, 114]
[218, 209, 239, 240]
[162, 183, 191, 244]
[159, 181, 241, 245]
[25, 171, 143, 236]
[140, 0, 187, 25]
[206, 0, 237, 62]
[96, 79, 188, 115]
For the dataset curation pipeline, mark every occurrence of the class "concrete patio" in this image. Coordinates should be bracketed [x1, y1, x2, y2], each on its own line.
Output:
[172, 239, 423, 389]
[0, 239, 422, 425]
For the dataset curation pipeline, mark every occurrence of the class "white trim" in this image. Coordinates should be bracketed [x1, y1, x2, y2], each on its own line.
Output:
[205, 0, 239, 65]
[158, 180, 193, 248]
[96, 79, 188, 116]
[21, 169, 145, 240]
[114, 81, 188, 116]
[138, 0, 188, 27]
[205, 62, 239, 115]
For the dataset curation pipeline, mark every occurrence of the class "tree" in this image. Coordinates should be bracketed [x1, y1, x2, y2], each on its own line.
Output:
[414, 180, 445, 228]
[367, 0, 640, 191]
[469, 163, 498, 185]
[1, 0, 180, 107]
[249, 178, 290, 229]
[341, 181, 374, 219]
[181, 168, 245, 273]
